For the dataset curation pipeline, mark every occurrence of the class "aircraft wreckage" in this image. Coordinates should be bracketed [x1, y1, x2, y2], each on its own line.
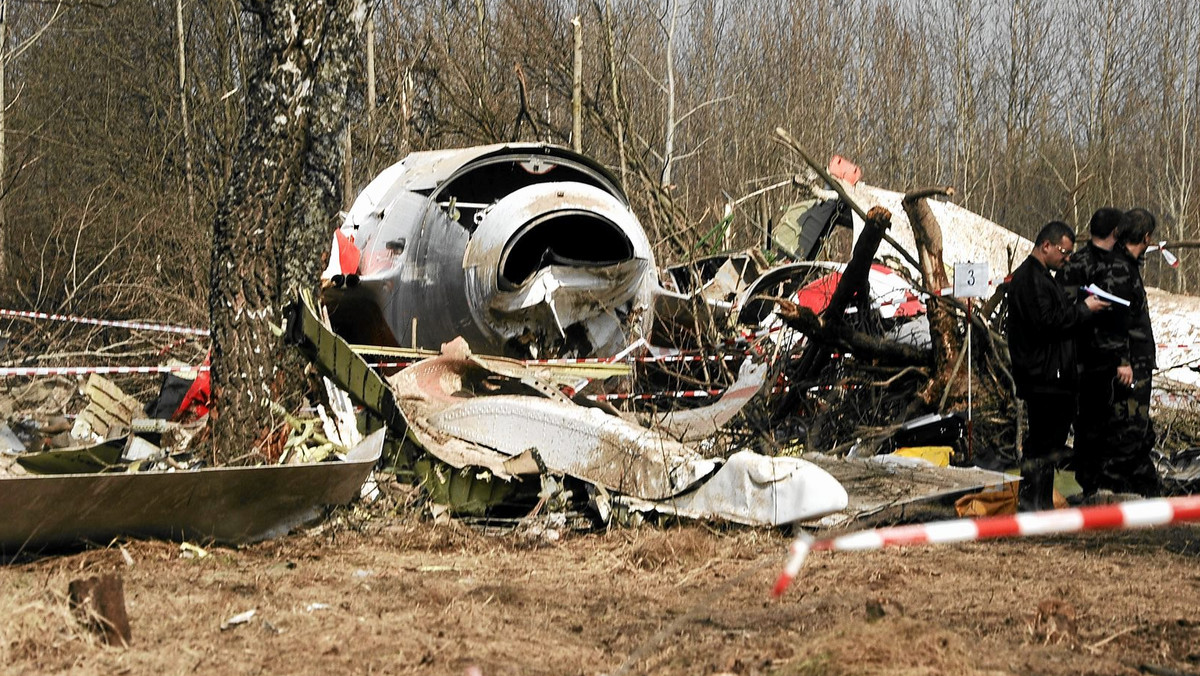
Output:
[304, 142, 1029, 528]
[306, 142, 861, 526]
[14, 140, 1197, 551]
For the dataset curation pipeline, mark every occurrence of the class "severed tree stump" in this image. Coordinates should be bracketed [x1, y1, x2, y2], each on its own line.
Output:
[68, 573, 131, 646]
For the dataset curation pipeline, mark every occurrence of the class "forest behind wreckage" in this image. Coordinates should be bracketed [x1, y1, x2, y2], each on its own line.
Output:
[2, 1, 1200, 511]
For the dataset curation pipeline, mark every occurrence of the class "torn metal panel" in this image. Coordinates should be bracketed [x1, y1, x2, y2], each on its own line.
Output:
[416, 456, 518, 516]
[735, 261, 841, 329]
[836, 182, 1032, 280]
[643, 356, 770, 442]
[797, 452, 1017, 529]
[653, 253, 764, 347]
[0, 429, 384, 556]
[286, 289, 406, 433]
[388, 339, 717, 498]
[387, 338, 849, 524]
[619, 451, 849, 526]
[1146, 287, 1200, 396]
[428, 395, 717, 500]
[664, 253, 761, 303]
[15, 438, 125, 474]
[377, 143, 627, 197]
[772, 198, 849, 261]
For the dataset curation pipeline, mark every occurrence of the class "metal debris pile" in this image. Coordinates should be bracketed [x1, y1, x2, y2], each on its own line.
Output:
[3, 141, 1198, 555]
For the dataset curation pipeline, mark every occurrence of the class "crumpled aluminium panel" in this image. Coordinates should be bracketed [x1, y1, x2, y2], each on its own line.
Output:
[0, 429, 384, 556]
[619, 451, 849, 526]
[390, 339, 848, 523]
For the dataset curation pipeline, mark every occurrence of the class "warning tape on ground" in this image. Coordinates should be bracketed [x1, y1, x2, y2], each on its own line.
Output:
[0, 308, 209, 336]
[0, 364, 210, 378]
[525, 353, 740, 366]
[772, 495, 1200, 597]
[586, 388, 724, 402]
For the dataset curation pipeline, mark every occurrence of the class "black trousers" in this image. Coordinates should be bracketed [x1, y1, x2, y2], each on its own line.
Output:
[1020, 391, 1077, 511]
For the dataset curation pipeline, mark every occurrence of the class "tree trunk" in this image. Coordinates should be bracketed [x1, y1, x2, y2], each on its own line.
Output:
[900, 187, 960, 405]
[209, 0, 360, 463]
[176, 0, 196, 224]
[572, 15, 582, 152]
[603, 0, 627, 187]
[778, 206, 894, 402]
[662, 0, 677, 188]
[0, 0, 7, 282]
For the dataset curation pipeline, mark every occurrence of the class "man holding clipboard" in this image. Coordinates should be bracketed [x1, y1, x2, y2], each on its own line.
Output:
[1006, 221, 1109, 511]
[1059, 208, 1125, 498]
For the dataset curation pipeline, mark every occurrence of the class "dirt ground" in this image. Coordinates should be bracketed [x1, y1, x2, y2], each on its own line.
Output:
[3, 500, 1199, 676]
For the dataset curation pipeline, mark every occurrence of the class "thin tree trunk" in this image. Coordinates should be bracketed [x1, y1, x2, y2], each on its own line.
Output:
[343, 122, 353, 210]
[603, 0, 626, 185]
[571, 16, 581, 152]
[176, 0, 196, 224]
[0, 0, 7, 280]
[901, 187, 959, 404]
[365, 12, 375, 171]
[366, 13, 375, 132]
[662, 0, 677, 188]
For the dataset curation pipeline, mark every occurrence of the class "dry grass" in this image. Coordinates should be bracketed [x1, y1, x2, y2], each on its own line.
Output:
[0, 570, 103, 668]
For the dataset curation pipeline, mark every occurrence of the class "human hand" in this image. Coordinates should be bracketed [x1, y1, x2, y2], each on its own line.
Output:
[1084, 296, 1110, 312]
[1116, 365, 1133, 387]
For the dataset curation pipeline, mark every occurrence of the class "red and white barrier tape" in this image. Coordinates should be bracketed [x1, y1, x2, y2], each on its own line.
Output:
[586, 388, 724, 402]
[529, 353, 740, 365]
[772, 495, 1200, 597]
[639, 354, 738, 364]
[524, 356, 618, 365]
[0, 308, 208, 336]
[0, 364, 210, 378]
[1146, 244, 1180, 267]
[367, 361, 420, 369]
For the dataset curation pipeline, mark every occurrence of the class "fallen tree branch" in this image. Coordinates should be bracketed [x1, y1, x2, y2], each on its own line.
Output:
[768, 297, 927, 365]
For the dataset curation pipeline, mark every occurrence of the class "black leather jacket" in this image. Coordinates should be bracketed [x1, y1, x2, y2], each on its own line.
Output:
[1005, 255, 1093, 397]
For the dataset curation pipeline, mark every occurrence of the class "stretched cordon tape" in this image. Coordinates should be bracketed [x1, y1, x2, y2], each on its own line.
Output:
[0, 364, 210, 377]
[0, 308, 208, 336]
[772, 495, 1200, 597]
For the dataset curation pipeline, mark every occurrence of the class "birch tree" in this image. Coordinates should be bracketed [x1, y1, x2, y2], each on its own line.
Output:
[209, 0, 361, 461]
[1150, 0, 1199, 292]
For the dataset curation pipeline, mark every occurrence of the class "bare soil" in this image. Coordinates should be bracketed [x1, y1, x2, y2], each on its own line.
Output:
[3, 503, 1199, 676]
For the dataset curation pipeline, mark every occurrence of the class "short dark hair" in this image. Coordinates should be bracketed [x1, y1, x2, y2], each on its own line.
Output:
[1088, 207, 1124, 239]
[1118, 208, 1157, 246]
[1034, 221, 1075, 247]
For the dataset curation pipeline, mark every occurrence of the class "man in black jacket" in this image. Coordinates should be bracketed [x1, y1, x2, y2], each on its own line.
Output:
[1057, 208, 1124, 494]
[1084, 209, 1160, 496]
[1006, 221, 1108, 511]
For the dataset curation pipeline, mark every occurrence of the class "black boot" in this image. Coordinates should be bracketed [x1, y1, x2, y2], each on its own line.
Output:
[1019, 458, 1054, 512]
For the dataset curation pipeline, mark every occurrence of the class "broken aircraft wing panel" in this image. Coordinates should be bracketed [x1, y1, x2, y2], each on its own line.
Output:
[644, 357, 770, 442]
[627, 451, 849, 526]
[0, 429, 384, 555]
[386, 342, 718, 499]
[427, 395, 719, 500]
[842, 183, 1031, 280]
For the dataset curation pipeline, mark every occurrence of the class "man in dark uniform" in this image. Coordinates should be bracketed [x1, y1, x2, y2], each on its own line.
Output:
[1006, 221, 1108, 511]
[1086, 209, 1160, 496]
[1058, 208, 1124, 494]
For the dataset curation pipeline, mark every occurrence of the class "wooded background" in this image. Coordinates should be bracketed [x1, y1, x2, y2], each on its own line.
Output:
[2, 0, 1197, 339]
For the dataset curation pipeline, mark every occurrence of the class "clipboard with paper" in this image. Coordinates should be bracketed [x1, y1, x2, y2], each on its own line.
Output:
[1083, 283, 1131, 307]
